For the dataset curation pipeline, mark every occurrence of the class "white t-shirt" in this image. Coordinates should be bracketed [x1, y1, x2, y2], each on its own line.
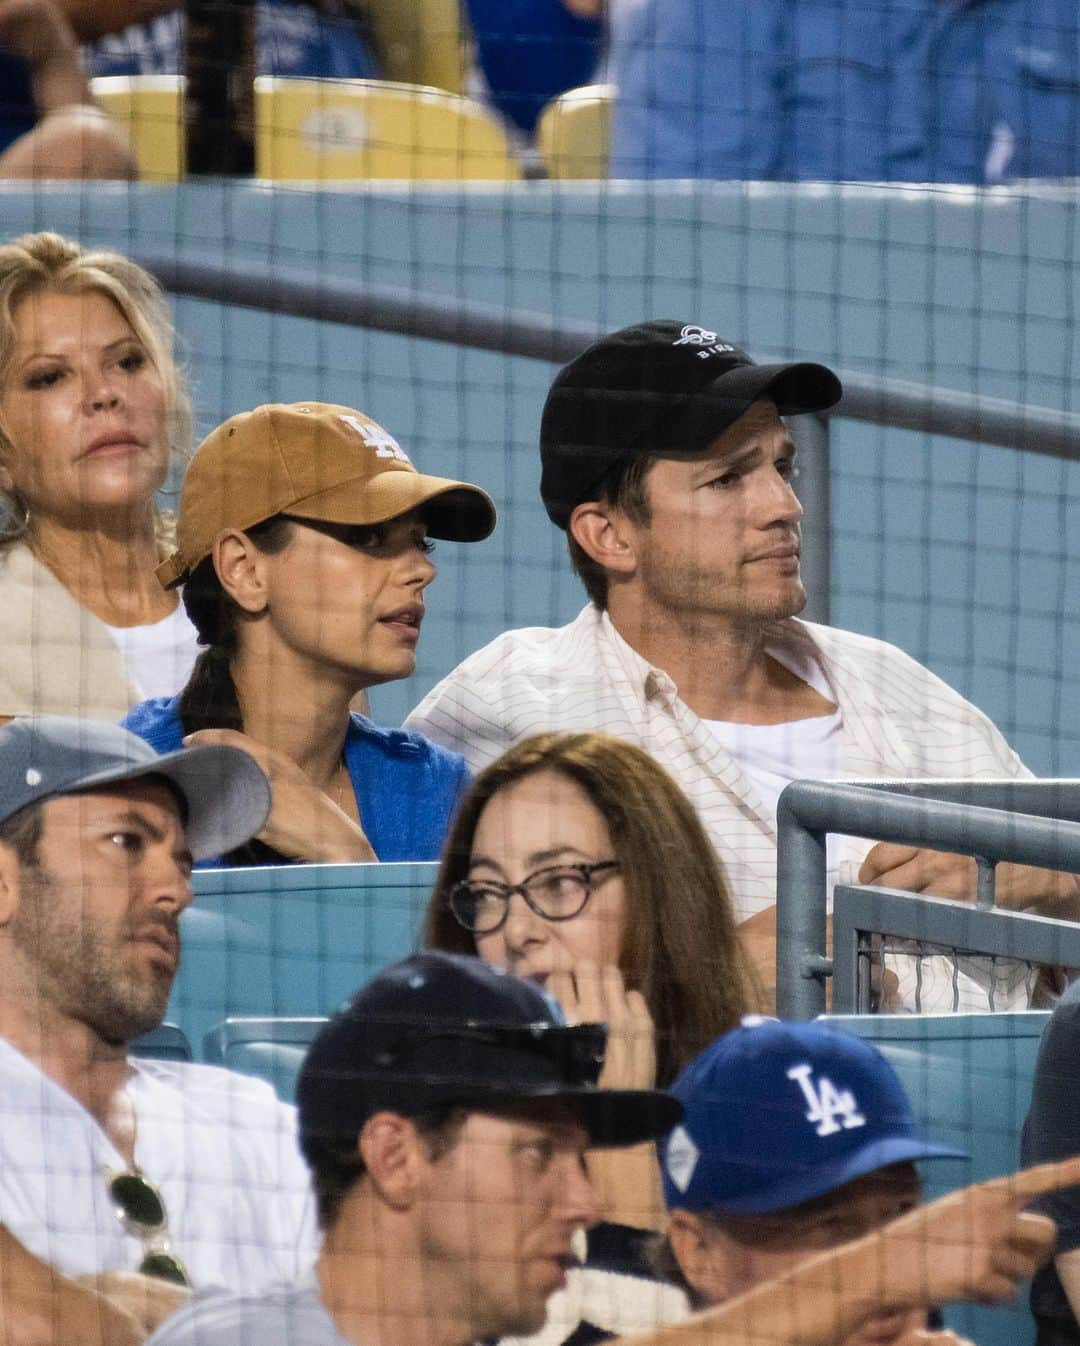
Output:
[703, 643, 845, 891]
[0, 1038, 317, 1292]
[103, 601, 200, 701]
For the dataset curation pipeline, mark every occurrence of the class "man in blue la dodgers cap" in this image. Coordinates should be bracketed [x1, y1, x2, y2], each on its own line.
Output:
[659, 1018, 966, 1346]
[0, 717, 324, 1341]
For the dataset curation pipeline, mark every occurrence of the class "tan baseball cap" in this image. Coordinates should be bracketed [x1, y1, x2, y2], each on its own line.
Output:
[156, 402, 497, 589]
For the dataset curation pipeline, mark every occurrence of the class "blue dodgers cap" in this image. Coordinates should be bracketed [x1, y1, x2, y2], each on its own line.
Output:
[0, 716, 270, 862]
[662, 1018, 966, 1215]
[298, 951, 683, 1151]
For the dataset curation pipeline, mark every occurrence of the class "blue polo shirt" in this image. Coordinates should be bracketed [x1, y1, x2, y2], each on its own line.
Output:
[122, 697, 468, 867]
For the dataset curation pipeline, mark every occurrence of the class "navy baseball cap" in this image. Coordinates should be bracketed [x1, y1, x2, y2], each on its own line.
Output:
[0, 716, 270, 862]
[540, 320, 842, 528]
[661, 1018, 965, 1215]
[298, 951, 683, 1151]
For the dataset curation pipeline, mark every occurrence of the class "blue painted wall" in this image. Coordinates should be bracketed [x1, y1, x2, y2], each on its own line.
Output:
[4, 179, 1079, 771]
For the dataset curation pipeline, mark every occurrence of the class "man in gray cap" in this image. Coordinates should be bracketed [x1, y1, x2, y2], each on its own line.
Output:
[0, 717, 317, 1339]
[406, 320, 1078, 1011]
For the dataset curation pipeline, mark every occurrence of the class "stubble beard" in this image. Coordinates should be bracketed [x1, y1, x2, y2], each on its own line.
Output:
[10, 863, 177, 1045]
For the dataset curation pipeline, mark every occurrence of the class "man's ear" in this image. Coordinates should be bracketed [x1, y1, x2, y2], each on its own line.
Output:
[667, 1209, 734, 1304]
[358, 1112, 426, 1211]
[212, 529, 271, 615]
[0, 843, 23, 927]
[568, 501, 639, 578]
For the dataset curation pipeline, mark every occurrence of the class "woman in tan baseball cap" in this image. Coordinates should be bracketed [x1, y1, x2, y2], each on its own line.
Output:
[123, 400, 496, 867]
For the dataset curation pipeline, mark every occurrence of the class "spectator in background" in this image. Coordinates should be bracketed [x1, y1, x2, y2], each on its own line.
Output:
[464, 0, 604, 143]
[1022, 976, 1080, 1345]
[606, 0, 1080, 184]
[124, 401, 495, 867]
[423, 730, 760, 1231]
[0, 0, 135, 178]
[0, 716, 315, 1339]
[0, 232, 200, 719]
[407, 321, 1080, 1012]
[86, 0, 378, 83]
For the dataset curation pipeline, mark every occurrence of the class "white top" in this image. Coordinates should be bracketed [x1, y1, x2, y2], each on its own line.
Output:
[0, 1038, 318, 1292]
[103, 601, 200, 702]
[405, 605, 1034, 1012]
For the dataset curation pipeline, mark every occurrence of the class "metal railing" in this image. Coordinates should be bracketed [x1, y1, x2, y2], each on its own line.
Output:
[776, 778, 1080, 1018]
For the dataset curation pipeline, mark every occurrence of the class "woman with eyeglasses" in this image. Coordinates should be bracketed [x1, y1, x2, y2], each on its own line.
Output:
[123, 400, 496, 867]
[423, 730, 760, 1234]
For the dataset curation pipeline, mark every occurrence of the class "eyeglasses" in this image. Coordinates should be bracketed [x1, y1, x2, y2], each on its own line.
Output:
[447, 860, 620, 934]
[108, 1169, 191, 1286]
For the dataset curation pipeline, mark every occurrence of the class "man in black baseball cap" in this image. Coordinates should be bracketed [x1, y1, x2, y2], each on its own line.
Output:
[407, 320, 1076, 1012]
[146, 951, 680, 1346]
[0, 717, 319, 1338]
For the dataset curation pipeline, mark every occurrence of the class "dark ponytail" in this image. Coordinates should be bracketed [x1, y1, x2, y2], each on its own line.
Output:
[178, 515, 293, 865]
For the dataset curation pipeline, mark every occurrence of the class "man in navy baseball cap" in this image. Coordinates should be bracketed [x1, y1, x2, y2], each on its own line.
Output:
[660, 1018, 966, 1346]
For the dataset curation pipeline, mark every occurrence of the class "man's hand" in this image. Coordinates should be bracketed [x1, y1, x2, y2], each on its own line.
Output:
[859, 844, 1080, 916]
[0, 0, 86, 109]
[183, 728, 377, 864]
[0, 1227, 144, 1346]
[75, 1271, 190, 1334]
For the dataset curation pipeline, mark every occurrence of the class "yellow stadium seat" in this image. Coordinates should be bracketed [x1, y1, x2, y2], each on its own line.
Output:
[90, 75, 185, 182]
[255, 77, 522, 181]
[364, 0, 466, 94]
[536, 83, 614, 179]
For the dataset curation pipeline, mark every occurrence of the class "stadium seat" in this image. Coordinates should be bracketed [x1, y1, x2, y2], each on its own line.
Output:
[826, 1011, 1050, 1346]
[536, 83, 613, 179]
[169, 860, 438, 1053]
[254, 77, 523, 181]
[89, 75, 184, 181]
[130, 1023, 193, 1062]
[365, 0, 466, 95]
[203, 1017, 326, 1101]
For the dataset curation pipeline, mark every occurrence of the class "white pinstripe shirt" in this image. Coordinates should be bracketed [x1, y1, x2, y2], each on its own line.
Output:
[406, 605, 1035, 1010]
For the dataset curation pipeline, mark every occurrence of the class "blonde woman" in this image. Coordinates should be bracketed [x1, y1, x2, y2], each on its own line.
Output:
[0, 230, 197, 719]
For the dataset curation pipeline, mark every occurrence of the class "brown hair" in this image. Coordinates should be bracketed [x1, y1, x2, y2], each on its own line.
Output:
[0, 231, 192, 547]
[423, 732, 758, 1087]
[567, 454, 654, 610]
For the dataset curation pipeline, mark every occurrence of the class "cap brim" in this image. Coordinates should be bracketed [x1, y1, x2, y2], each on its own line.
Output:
[707, 1135, 968, 1215]
[661, 361, 842, 455]
[288, 471, 497, 543]
[449, 1083, 683, 1150]
[66, 744, 271, 862]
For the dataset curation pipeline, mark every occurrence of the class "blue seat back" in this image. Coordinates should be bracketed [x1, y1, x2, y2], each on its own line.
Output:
[826, 1011, 1051, 1346]
[203, 1017, 327, 1102]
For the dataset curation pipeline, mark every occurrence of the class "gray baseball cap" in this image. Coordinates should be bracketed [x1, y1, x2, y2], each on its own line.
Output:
[0, 717, 270, 861]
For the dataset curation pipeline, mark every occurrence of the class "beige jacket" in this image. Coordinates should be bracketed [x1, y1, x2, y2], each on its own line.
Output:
[0, 542, 140, 719]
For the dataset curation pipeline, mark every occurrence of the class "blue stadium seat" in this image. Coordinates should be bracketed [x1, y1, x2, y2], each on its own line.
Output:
[170, 861, 439, 1052]
[130, 1023, 193, 1062]
[825, 1011, 1051, 1346]
[203, 1017, 327, 1102]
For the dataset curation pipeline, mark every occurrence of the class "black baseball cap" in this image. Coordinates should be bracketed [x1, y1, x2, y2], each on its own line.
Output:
[297, 952, 682, 1151]
[540, 320, 843, 527]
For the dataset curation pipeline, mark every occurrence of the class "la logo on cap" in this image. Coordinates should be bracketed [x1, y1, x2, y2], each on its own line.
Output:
[787, 1063, 866, 1138]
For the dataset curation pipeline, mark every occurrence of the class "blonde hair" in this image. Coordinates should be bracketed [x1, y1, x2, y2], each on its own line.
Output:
[424, 731, 761, 1087]
[0, 231, 192, 545]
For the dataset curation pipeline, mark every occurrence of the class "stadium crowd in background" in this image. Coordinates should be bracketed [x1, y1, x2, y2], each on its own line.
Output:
[122, 399, 494, 866]
[406, 319, 1080, 1012]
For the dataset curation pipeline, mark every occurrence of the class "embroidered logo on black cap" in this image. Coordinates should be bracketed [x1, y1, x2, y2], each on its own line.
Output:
[672, 325, 738, 360]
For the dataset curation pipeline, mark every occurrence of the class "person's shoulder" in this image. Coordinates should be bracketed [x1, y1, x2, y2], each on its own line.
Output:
[795, 619, 974, 699]
[147, 1280, 339, 1346]
[433, 608, 599, 681]
[121, 695, 185, 751]
[133, 1057, 295, 1124]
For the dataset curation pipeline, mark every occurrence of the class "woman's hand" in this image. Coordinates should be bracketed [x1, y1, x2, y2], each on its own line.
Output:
[183, 728, 377, 863]
[548, 962, 663, 1231]
[547, 961, 656, 1089]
